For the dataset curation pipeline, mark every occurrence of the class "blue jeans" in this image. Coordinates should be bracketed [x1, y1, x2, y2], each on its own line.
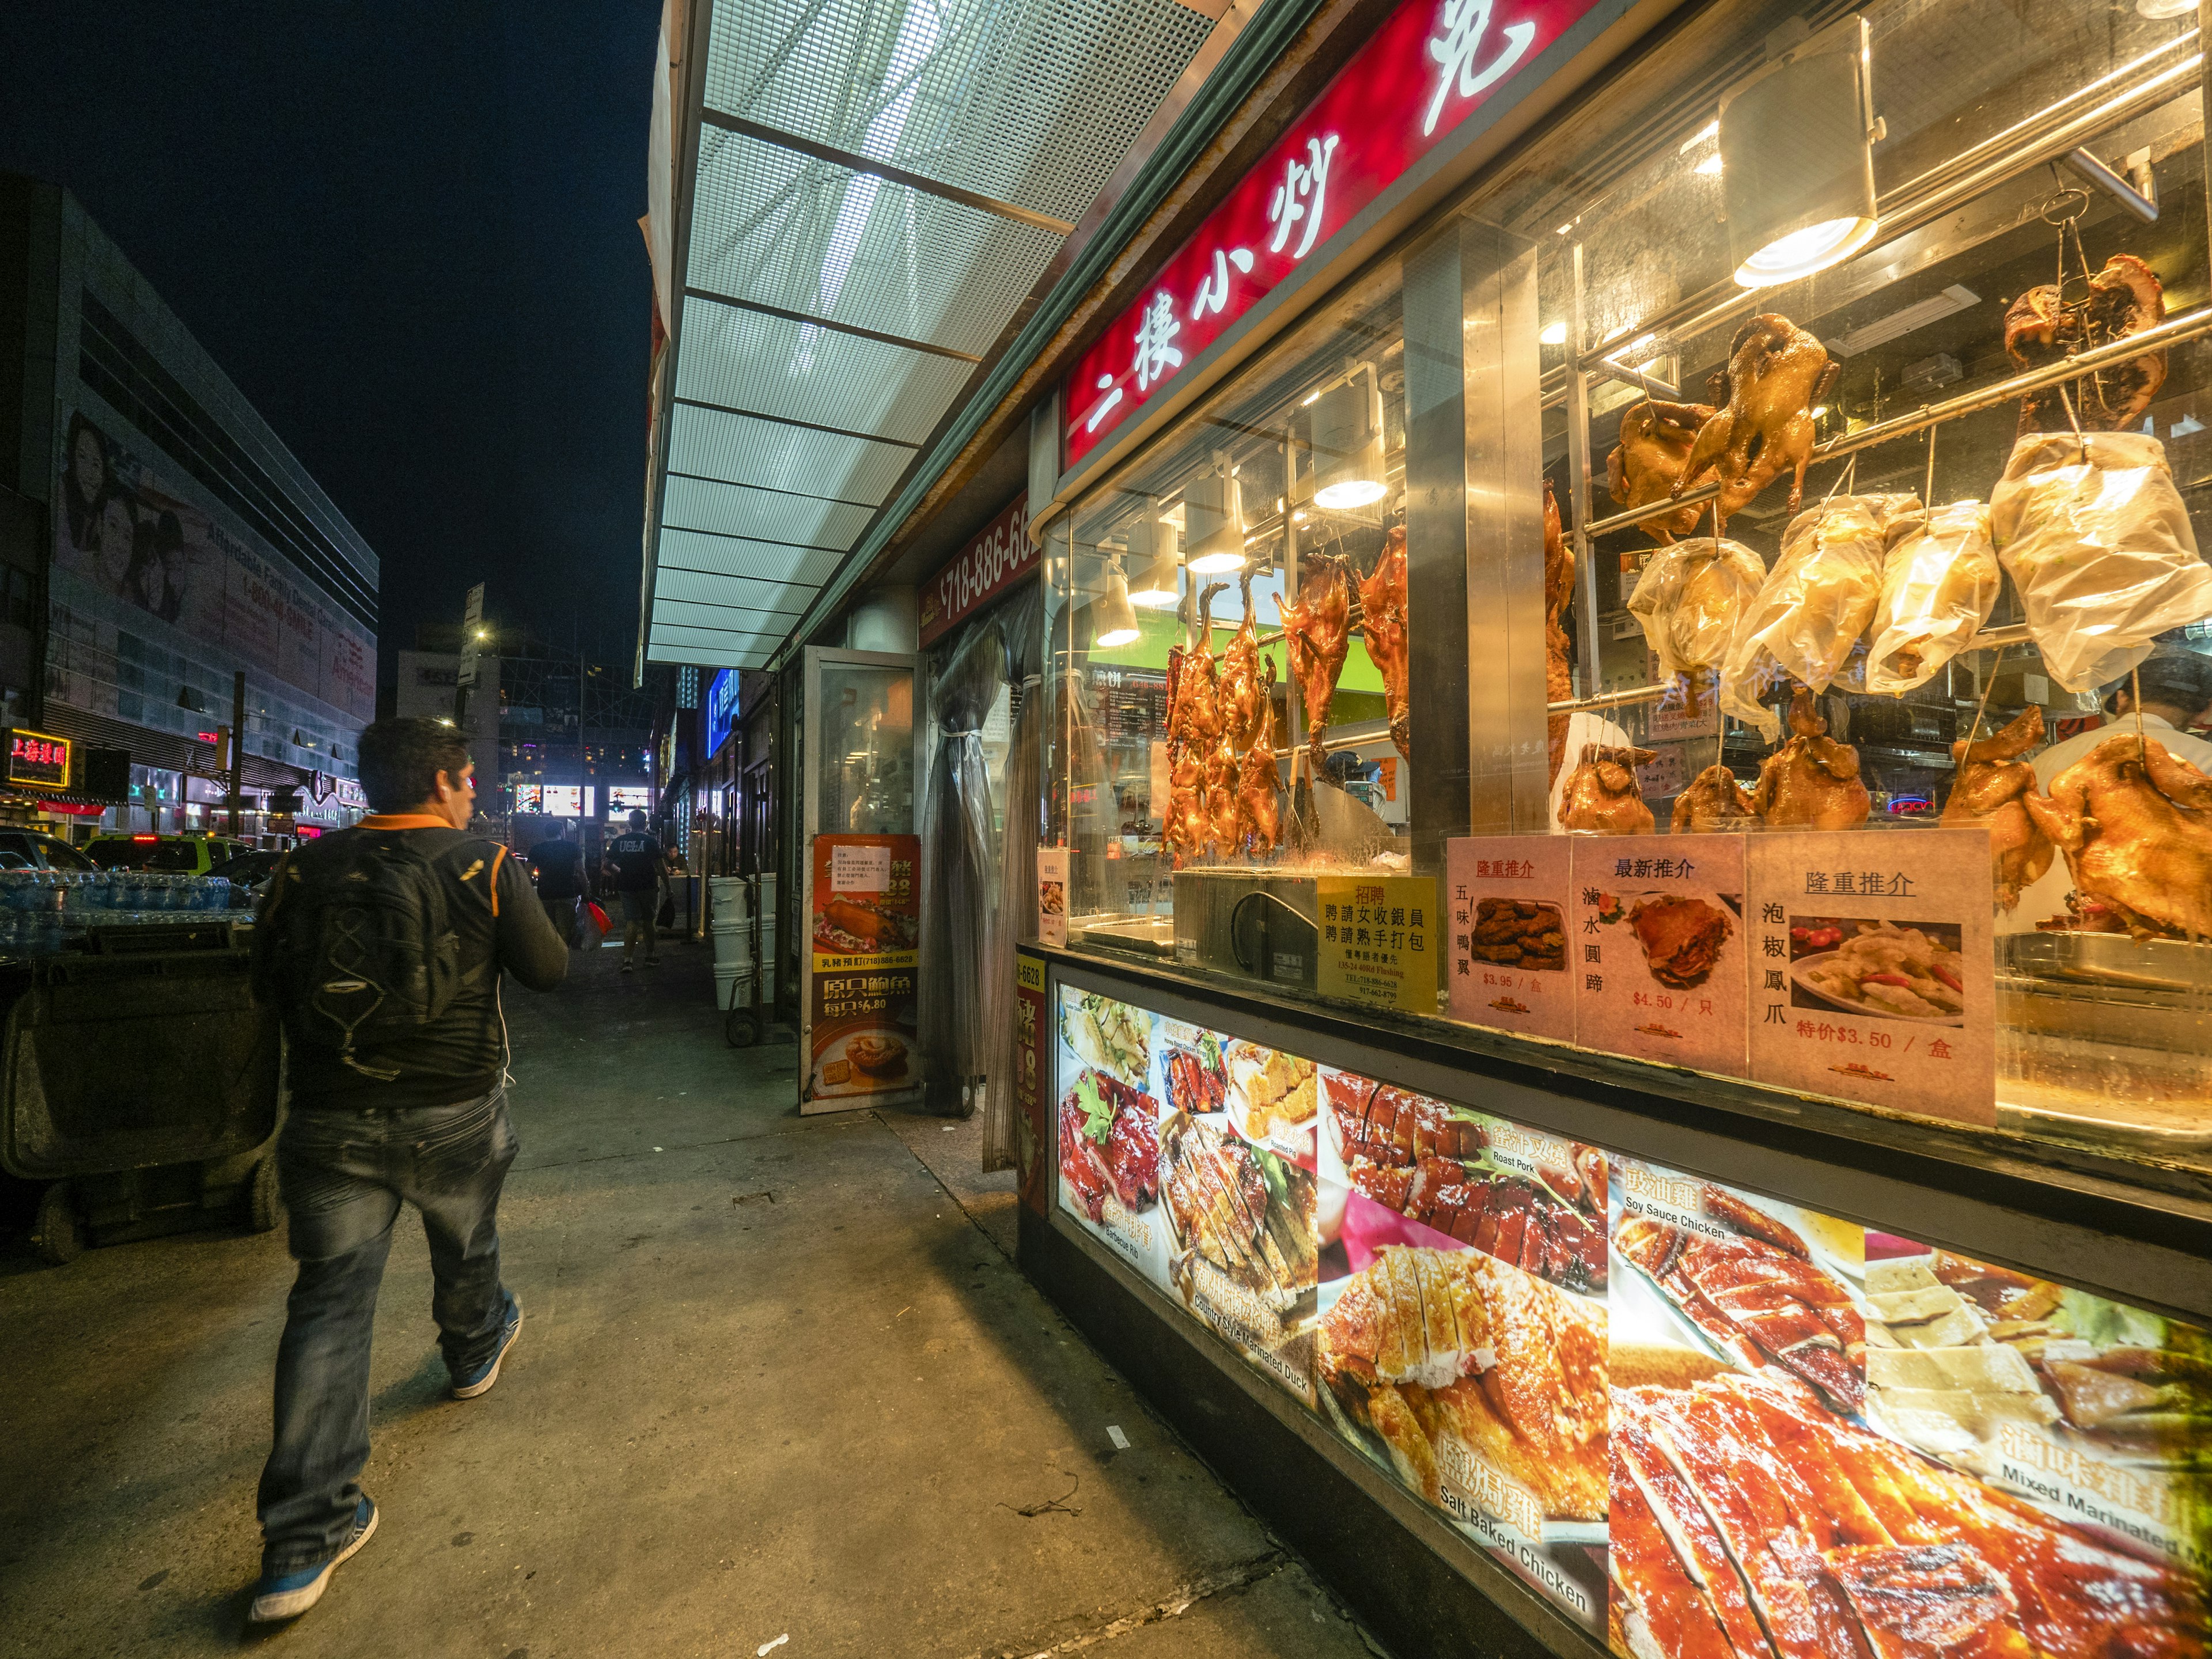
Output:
[257, 1087, 519, 1570]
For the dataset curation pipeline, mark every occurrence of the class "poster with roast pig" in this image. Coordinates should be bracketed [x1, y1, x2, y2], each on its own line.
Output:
[1605, 1154, 2207, 1659]
[1570, 834, 1748, 1077]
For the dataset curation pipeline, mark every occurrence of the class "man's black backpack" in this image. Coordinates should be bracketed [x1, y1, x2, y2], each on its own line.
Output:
[268, 834, 495, 1081]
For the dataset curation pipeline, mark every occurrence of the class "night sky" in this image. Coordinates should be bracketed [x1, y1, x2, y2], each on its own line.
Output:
[0, 3, 662, 691]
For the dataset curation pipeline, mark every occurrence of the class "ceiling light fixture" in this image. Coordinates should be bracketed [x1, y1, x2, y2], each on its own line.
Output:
[1695, 152, 1724, 175]
[1539, 320, 1567, 346]
[1720, 16, 1881, 289]
[1126, 518, 1181, 608]
[1184, 460, 1248, 573]
[1091, 565, 1141, 649]
[1679, 119, 1720, 153]
[1309, 365, 1387, 511]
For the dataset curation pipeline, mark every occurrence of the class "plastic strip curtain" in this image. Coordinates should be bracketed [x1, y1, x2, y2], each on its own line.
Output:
[919, 607, 1012, 1113]
[982, 584, 1044, 1166]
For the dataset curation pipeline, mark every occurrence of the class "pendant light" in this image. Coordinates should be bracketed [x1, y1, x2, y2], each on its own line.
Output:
[1126, 517, 1181, 608]
[1309, 364, 1386, 510]
[1719, 15, 1881, 289]
[1091, 563, 1141, 649]
[1185, 459, 1247, 574]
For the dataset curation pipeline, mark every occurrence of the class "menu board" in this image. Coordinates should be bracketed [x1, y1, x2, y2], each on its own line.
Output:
[1746, 827, 1997, 1126]
[1446, 837, 1575, 1043]
[1051, 974, 2212, 1653]
[1570, 834, 1749, 1078]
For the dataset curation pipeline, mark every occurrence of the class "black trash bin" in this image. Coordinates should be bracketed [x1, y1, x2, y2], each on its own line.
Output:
[1, 921, 280, 1264]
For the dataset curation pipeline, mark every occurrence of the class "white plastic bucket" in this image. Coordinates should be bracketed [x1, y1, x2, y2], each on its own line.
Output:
[712, 926, 752, 965]
[714, 961, 756, 1011]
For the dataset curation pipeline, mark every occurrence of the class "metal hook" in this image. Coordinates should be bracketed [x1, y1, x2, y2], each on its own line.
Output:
[2039, 185, 2090, 226]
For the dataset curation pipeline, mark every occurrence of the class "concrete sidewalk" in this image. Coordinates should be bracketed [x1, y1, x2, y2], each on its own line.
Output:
[0, 937, 1375, 1659]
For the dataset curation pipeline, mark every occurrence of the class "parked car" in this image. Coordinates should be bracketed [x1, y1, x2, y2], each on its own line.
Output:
[84, 834, 248, 874]
[206, 847, 283, 906]
[0, 831, 95, 872]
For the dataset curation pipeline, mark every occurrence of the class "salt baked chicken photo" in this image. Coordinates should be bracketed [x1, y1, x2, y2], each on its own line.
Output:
[1317, 1245, 1607, 1522]
[1671, 314, 1839, 529]
[2025, 732, 2212, 940]
[1940, 705, 2054, 911]
[1753, 689, 1870, 830]
[1560, 743, 1657, 834]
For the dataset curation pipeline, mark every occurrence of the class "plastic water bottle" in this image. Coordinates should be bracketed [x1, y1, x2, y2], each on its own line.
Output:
[207, 876, 230, 912]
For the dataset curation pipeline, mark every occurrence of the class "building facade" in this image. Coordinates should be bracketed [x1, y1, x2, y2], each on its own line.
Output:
[0, 174, 376, 836]
[393, 647, 501, 791]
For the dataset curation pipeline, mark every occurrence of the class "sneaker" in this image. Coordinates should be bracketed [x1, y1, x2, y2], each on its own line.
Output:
[620, 959, 635, 973]
[450, 1295, 523, 1400]
[249, 1496, 377, 1623]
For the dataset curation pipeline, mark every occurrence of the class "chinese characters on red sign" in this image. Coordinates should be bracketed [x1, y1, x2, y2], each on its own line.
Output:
[5, 730, 71, 788]
[1062, 0, 1605, 468]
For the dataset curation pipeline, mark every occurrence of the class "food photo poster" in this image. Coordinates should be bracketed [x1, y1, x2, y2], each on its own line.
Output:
[1048, 980, 2212, 1656]
[804, 834, 921, 1110]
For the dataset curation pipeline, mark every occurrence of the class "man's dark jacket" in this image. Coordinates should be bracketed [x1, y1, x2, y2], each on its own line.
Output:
[253, 817, 567, 1111]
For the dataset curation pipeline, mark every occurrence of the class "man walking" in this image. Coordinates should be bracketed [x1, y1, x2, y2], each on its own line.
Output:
[527, 820, 590, 947]
[245, 717, 567, 1623]
[604, 808, 668, 972]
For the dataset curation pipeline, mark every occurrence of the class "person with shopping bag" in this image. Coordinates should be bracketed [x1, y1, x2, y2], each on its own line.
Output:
[525, 823, 590, 949]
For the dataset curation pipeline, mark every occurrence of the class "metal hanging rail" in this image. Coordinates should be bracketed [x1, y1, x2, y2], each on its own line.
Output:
[1537, 38, 2202, 412]
[1581, 301, 2212, 539]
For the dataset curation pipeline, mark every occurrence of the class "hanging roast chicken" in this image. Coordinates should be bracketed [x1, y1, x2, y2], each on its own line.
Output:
[1607, 397, 1716, 542]
[2005, 252, 2166, 436]
[1543, 480, 1575, 787]
[2025, 733, 2212, 940]
[1671, 764, 1757, 833]
[1559, 743, 1657, 834]
[1358, 525, 1410, 762]
[1754, 688, 1870, 830]
[1278, 554, 1352, 767]
[1941, 705, 2055, 912]
[1670, 313, 1839, 530]
[1237, 665, 1285, 856]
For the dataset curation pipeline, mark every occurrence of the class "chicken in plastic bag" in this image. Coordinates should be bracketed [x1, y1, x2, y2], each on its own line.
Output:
[1865, 501, 1999, 694]
[1719, 493, 1920, 740]
[1990, 431, 2212, 692]
[1627, 538, 1767, 691]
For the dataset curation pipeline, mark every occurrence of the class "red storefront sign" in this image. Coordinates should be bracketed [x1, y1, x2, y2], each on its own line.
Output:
[1063, 0, 1605, 469]
[918, 495, 1033, 647]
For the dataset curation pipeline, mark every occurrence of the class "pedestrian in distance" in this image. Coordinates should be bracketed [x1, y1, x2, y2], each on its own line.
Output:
[604, 808, 668, 972]
[527, 819, 590, 948]
[244, 716, 567, 1624]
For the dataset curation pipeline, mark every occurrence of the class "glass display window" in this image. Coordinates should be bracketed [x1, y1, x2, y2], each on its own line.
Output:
[1044, 0, 2212, 1169]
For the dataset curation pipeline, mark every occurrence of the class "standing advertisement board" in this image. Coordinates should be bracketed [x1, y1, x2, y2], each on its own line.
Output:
[798, 646, 925, 1114]
[802, 834, 922, 1110]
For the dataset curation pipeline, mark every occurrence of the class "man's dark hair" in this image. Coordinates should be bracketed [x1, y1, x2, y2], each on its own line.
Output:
[628, 809, 647, 830]
[357, 717, 471, 813]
